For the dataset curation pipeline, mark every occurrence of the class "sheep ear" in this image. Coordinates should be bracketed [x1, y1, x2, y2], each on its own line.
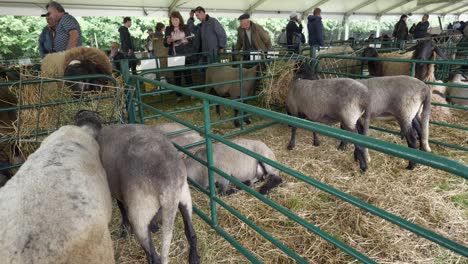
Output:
[405, 45, 417, 52]
[433, 46, 448, 60]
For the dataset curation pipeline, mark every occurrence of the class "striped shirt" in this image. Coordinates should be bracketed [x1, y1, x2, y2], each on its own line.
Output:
[54, 13, 82, 52]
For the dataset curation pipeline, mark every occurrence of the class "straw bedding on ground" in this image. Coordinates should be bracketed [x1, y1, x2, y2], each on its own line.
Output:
[109, 96, 467, 263]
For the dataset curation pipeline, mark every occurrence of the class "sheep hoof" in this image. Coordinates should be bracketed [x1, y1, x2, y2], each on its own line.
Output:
[337, 142, 348, 151]
[406, 162, 417, 170]
[244, 118, 251, 125]
[287, 144, 295, 150]
[234, 120, 240, 127]
[120, 228, 129, 239]
[313, 141, 320, 147]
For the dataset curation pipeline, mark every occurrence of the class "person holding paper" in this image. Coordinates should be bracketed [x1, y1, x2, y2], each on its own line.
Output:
[164, 11, 194, 102]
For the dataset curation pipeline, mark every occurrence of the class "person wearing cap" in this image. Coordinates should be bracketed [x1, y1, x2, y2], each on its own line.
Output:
[286, 12, 304, 53]
[187, 9, 197, 35]
[236, 13, 272, 60]
[194, 6, 227, 62]
[146, 29, 155, 58]
[38, 14, 56, 58]
[119, 17, 137, 74]
[307, 8, 325, 48]
[45, 1, 81, 52]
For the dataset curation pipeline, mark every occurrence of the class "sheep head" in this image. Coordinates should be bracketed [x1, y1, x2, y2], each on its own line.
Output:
[407, 40, 447, 81]
[294, 60, 318, 80]
[74, 110, 103, 138]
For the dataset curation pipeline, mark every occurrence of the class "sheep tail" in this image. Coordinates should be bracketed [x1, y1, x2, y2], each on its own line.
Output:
[420, 89, 432, 152]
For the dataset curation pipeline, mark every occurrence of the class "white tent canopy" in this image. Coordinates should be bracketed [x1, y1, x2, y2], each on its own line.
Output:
[0, 0, 467, 19]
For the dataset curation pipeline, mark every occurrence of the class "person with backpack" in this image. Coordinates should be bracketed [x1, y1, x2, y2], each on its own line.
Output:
[393, 14, 409, 49]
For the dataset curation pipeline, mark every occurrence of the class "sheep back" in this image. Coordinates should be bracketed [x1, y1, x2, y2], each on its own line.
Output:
[41, 51, 68, 78]
[379, 51, 413, 76]
[97, 124, 186, 202]
[359, 76, 430, 118]
[448, 76, 468, 106]
[286, 78, 369, 125]
[185, 138, 277, 190]
[155, 123, 204, 150]
[64, 47, 113, 76]
[0, 125, 114, 264]
[205, 66, 257, 98]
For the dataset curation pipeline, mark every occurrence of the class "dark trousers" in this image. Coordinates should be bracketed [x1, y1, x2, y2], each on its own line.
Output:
[174, 69, 193, 97]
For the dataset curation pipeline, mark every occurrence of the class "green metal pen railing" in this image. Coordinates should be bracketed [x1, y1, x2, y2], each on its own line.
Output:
[131, 74, 468, 263]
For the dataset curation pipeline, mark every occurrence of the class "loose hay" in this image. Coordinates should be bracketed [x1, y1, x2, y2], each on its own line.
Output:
[4, 73, 128, 159]
[260, 58, 298, 107]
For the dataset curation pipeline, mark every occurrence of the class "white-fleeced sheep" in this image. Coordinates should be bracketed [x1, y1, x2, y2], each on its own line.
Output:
[0, 113, 114, 264]
[185, 138, 282, 195]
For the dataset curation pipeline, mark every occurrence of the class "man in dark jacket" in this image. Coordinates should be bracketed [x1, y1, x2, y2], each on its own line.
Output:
[286, 12, 304, 53]
[236, 13, 272, 61]
[307, 8, 325, 49]
[38, 14, 56, 58]
[412, 14, 430, 39]
[119, 17, 137, 74]
[393, 14, 409, 50]
[194, 6, 227, 63]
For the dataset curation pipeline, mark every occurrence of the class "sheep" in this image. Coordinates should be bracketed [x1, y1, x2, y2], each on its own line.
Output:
[286, 62, 371, 172]
[77, 111, 199, 264]
[41, 47, 113, 94]
[155, 122, 204, 153]
[362, 40, 451, 123]
[447, 73, 468, 106]
[0, 115, 114, 264]
[184, 138, 282, 195]
[362, 39, 447, 82]
[205, 64, 260, 127]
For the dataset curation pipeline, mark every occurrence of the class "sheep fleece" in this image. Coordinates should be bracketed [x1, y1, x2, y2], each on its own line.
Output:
[0, 125, 114, 264]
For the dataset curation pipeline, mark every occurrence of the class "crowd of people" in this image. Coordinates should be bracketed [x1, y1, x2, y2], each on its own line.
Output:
[37, 1, 467, 72]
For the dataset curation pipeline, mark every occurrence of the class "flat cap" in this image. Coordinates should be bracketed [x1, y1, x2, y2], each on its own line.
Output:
[238, 13, 250, 20]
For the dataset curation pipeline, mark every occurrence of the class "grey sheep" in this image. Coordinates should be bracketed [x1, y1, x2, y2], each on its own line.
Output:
[0, 116, 114, 264]
[77, 111, 199, 264]
[185, 138, 283, 195]
[205, 65, 259, 127]
[286, 63, 371, 171]
[447, 73, 468, 106]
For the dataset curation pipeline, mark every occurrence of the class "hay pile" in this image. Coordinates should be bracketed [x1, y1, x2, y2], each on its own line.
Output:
[316, 46, 361, 78]
[429, 80, 455, 123]
[4, 72, 128, 159]
[260, 58, 299, 107]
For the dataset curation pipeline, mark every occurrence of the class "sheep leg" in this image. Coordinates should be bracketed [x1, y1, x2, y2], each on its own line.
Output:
[313, 132, 320, 146]
[401, 124, 418, 170]
[287, 126, 297, 150]
[412, 116, 422, 141]
[160, 201, 178, 264]
[343, 123, 367, 172]
[259, 174, 283, 195]
[126, 192, 161, 264]
[117, 199, 131, 239]
[233, 109, 241, 127]
[337, 123, 348, 151]
[215, 104, 221, 119]
[178, 182, 200, 264]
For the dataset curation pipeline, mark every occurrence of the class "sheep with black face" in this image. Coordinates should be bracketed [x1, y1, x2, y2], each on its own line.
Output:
[78, 111, 200, 264]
